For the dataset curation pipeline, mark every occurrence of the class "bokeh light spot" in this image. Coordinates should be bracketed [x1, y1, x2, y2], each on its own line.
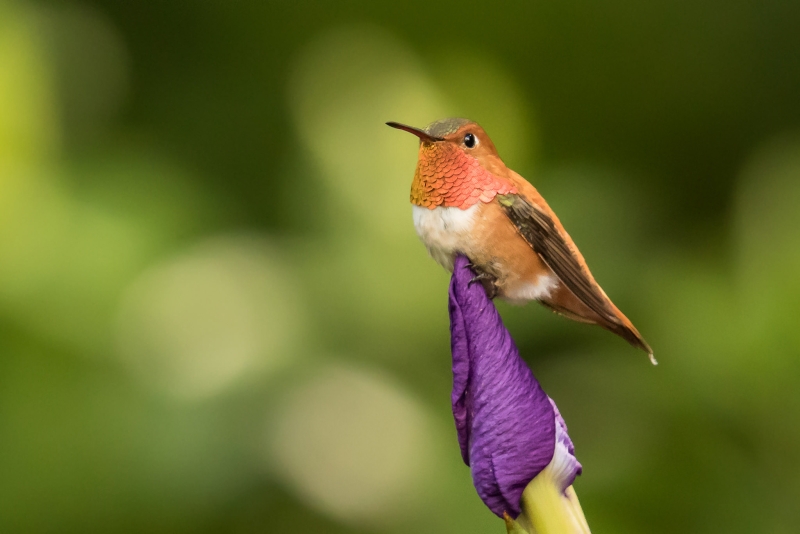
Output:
[115, 235, 303, 400]
[268, 364, 434, 527]
[288, 25, 448, 237]
[0, 2, 60, 167]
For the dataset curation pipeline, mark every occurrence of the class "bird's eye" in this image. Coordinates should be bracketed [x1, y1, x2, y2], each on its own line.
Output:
[463, 133, 477, 148]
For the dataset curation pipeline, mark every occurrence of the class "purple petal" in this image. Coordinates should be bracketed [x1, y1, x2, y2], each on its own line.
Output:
[449, 255, 557, 517]
[549, 399, 583, 493]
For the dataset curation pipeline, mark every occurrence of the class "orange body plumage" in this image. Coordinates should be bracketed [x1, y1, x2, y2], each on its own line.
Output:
[388, 118, 653, 361]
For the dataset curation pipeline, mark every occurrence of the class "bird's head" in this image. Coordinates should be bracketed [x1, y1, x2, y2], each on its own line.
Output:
[387, 118, 509, 209]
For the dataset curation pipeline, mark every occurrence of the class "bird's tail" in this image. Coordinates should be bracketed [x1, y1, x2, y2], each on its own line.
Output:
[604, 318, 656, 365]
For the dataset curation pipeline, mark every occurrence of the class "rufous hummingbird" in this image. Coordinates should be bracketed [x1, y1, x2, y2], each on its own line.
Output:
[387, 118, 655, 363]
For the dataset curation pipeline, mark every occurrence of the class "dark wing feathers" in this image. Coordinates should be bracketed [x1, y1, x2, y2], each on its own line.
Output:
[497, 193, 621, 326]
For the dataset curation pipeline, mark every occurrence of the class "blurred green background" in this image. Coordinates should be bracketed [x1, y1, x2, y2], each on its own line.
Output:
[2, 1, 800, 532]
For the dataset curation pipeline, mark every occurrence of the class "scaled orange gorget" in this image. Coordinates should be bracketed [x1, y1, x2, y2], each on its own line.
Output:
[410, 142, 517, 210]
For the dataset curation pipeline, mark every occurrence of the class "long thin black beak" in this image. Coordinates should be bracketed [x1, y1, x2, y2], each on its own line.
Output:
[386, 122, 442, 143]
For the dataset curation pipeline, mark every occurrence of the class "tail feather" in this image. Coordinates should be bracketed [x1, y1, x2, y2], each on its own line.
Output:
[604, 320, 656, 365]
[540, 288, 655, 364]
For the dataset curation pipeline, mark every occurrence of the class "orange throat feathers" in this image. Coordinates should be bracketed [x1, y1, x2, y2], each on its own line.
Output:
[410, 143, 516, 210]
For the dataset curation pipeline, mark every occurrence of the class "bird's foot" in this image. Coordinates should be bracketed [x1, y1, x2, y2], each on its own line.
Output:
[468, 269, 499, 299]
[469, 271, 493, 283]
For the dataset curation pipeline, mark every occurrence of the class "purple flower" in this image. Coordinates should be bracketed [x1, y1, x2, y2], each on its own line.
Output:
[449, 255, 583, 520]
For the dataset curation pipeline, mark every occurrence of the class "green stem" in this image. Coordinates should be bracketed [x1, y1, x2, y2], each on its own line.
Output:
[518, 467, 591, 534]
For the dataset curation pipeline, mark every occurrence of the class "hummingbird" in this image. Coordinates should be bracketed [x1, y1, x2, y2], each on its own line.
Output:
[387, 118, 654, 363]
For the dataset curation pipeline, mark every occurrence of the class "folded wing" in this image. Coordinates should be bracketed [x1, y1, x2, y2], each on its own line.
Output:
[497, 193, 653, 357]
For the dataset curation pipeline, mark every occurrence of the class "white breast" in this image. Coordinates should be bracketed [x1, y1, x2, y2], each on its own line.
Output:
[412, 204, 478, 271]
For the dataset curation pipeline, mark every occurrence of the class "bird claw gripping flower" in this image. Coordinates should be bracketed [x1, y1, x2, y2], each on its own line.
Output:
[449, 255, 590, 533]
